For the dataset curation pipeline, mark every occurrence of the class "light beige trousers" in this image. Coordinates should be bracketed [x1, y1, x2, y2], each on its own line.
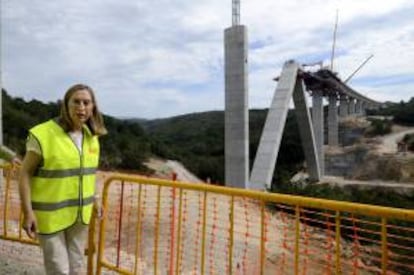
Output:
[38, 221, 88, 275]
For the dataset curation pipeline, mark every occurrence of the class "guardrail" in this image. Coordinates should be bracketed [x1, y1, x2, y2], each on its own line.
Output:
[91, 174, 414, 275]
[1, 166, 413, 274]
[0, 164, 39, 245]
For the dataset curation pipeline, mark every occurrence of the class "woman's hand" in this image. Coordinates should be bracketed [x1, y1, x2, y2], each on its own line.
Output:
[18, 151, 41, 239]
[22, 210, 38, 239]
[11, 156, 22, 166]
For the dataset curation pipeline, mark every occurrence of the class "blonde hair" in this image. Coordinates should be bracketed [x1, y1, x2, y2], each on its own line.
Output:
[59, 84, 107, 136]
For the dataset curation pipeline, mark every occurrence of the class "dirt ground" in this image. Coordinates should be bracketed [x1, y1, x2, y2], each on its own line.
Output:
[0, 239, 45, 274]
[2, 157, 410, 274]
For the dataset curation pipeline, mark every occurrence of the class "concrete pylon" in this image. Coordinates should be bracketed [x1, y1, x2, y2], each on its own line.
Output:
[339, 94, 348, 117]
[361, 101, 367, 116]
[224, 25, 249, 189]
[292, 79, 320, 181]
[250, 60, 320, 190]
[355, 99, 362, 116]
[0, 2, 3, 192]
[312, 90, 324, 177]
[328, 94, 339, 146]
[348, 98, 356, 115]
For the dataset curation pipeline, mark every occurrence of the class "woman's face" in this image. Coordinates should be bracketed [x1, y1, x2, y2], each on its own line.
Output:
[67, 89, 94, 130]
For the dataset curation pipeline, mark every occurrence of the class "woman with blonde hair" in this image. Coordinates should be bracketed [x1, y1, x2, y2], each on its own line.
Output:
[19, 83, 107, 274]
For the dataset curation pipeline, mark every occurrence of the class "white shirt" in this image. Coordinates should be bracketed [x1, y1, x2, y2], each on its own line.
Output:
[69, 131, 83, 152]
[26, 131, 83, 155]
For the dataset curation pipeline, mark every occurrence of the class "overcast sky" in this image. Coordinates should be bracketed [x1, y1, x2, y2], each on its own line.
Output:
[2, 0, 414, 119]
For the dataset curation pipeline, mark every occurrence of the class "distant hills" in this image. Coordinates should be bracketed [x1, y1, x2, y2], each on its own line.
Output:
[3, 88, 413, 186]
[2, 89, 153, 172]
[2, 89, 305, 184]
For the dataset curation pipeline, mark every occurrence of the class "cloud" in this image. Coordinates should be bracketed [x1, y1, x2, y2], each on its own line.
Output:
[2, 0, 414, 118]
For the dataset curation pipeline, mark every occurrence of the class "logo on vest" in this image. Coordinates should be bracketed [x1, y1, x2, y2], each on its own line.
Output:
[89, 148, 98, 154]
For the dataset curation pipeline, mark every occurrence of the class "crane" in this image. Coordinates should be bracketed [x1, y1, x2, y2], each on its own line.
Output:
[344, 54, 374, 83]
[232, 0, 240, 26]
[330, 9, 339, 71]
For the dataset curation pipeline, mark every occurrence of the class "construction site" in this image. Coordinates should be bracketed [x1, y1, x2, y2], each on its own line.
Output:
[1, 1, 414, 274]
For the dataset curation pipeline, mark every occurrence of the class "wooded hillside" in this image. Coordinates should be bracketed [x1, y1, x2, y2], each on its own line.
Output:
[2, 90, 153, 172]
[2, 89, 305, 184]
[3, 89, 413, 188]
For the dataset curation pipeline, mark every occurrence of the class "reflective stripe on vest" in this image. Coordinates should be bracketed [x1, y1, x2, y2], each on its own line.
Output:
[30, 119, 99, 234]
[34, 167, 97, 178]
[32, 195, 95, 211]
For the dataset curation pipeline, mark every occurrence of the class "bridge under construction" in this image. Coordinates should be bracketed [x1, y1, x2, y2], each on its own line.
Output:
[224, 1, 381, 190]
[1, 1, 413, 274]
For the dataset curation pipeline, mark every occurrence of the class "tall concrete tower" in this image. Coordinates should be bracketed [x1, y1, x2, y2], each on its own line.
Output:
[224, 0, 249, 188]
[0, 1, 3, 146]
[0, 2, 3, 192]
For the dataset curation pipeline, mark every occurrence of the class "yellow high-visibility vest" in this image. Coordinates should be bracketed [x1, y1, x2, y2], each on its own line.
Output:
[30, 119, 99, 234]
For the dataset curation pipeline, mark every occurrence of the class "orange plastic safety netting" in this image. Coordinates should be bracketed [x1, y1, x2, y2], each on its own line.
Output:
[95, 175, 414, 275]
[0, 166, 43, 272]
[1, 168, 414, 274]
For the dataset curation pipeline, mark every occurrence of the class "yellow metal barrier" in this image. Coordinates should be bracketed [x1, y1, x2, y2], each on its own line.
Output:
[2, 167, 414, 274]
[0, 164, 44, 271]
[92, 174, 414, 275]
[0, 164, 38, 245]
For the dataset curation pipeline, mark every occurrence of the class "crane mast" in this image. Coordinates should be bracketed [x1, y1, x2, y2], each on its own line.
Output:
[330, 10, 339, 71]
[344, 54, 374, 83]
[232, 0, 240, 26]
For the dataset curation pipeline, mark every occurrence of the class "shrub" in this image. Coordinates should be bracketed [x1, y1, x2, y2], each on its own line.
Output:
[364, 119, 392, 137]
[402, 133, 414, 151]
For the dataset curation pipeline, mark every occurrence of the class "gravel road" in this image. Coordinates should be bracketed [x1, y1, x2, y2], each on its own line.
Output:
[165, 160, 203, 182]
[378, 127, 414, 153]
[0, 239, 45, 275]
